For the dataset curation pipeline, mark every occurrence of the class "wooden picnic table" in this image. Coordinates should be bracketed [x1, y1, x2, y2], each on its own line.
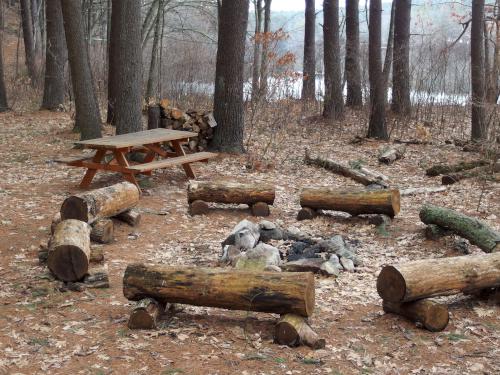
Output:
[59, 129, 216, 189]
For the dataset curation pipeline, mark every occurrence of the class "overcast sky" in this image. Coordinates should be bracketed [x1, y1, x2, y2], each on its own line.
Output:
[271, 0, 392, 12]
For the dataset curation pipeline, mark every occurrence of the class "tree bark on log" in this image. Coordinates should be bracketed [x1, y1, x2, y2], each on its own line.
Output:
[419, 204, 500, 252]
[425, 160, 487, 177]
[378, 145, 406, 165]
[128, 297, 163, 329]
[48, 219, 91, 281]
[187, 180, 275, 205]
[115, 209, 141, 227]
[274, 314, 325, 349]
[300, 188, 400, 217]
[441, 163, 500, 185]
[377, 252, 500, 302]
[382, 299, 449, 332]
[123, 263, 315, 317]
[90, 219, 114, 244]
[60, 182, 140, 224]
[304, 150, 388, 188]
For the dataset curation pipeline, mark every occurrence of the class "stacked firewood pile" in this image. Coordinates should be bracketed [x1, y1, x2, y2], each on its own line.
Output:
[38, 182, 142, 291]
[377, 204, 500, 332]
[147, 100, 217, 152]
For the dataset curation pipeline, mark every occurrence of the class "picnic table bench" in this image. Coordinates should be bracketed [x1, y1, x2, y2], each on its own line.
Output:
[56, 129, 216, 189]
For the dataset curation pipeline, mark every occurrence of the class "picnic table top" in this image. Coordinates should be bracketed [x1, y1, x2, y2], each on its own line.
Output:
[75, 128, 198, 149]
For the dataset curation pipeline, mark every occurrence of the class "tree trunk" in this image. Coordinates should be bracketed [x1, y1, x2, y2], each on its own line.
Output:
[128, 298, 164, 329]
[110, 0, 143, 135]
[344, 0, 362, 107]
[123, 263, 316, 317]
[382, 1, 395, 93]
[382, 299, 449, 332]
[492, 2, 500, 103]
[61, 0, 102, 140]
[377, 252, 500, 302]
[259, 0, 272, 99]
[251, 0, 263, 100]
[210, 0, 249, 153]
[106, 0, 117, 124]
[60, 181, 140, 224]
[300, 188, 400, 217]
[419, 204, 500, 253]
[471, 0, 487, 141]
[20, 0, 37, 83]
[301, 0, 316, 101]
[322, 0, 344, 120]
[0, 4, 8, 112]
[41, 0, 66, 110]
[147, 104, 161, 129]
[48, 219, 91, 281]
[367, 0, 388, 140]
[187, 180, 275, 205]
[145, 0, 162, 102]
[392, 0, 411, 115]
[274, 314, 325, 349]
[40, 242, 104, 264]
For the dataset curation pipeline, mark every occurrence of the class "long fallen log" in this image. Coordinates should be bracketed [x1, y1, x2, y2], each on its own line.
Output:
[425, 160, 487, 177]
[377, 252, 500, 303]
[299, 188, 400, 217]
[441, 163, 500, 185]
[304, 150, 388, 188]
[60, 182, 140, 224]
[420, 204, 500, 253]
[48, 220, 91, 281]
[187, 180, 275, 205]
[378, 144, 406, 165]
[382, 299, 449, 332]
[123, 264, 315, 317]
[274, 314, 325, 349]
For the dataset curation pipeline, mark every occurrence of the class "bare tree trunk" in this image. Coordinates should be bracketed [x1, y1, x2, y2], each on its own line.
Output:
[110, 0, 143, 135]
[251, 0, 263, 100]
[392, 0, 411, 115]
[145, 0, 162, 101]
[210, 0, 249, 153]
[471, 0, 487, 141]
[30, 0, 42, 56]
[61, 0, 102, 140]
[382, 1, 395, 92]
[106, 0, 118, 124]
[41, 0, 67, 110]
[301, 0, 316, 101]
[259, 0, 272, 99]
[0, 4, 8, 112]
[367, 0, 388, 140]
[344, 0, 362, 106]
[20, 0, 37, 83]
[322, 0, 343, 119]
[494, 1, 500, 103]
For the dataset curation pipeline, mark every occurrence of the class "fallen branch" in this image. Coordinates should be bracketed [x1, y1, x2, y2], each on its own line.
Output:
[378, 144, 406, 165]
[425, 160, 487, 177]
[441, 163, 500, 185]
[400, 186, 447, 196]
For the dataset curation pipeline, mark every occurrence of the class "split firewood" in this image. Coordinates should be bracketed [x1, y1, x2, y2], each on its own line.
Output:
[83, 266, 109, 288]
[48, 220, 91, 282]
[425, 160, 487, 177]
[420, 204, 500, 253]
[123, 263, 315, 317]
[304, 149, 388, 188]
[187, 180, 275, 205]
[90, 219, 114, 244]
[128, 298, 164, 329]
[382, 299, 449, 332]
[274, 314, 325, 349]
[378, 144, 406, 165]
[60, 182, 140, 224]
[300, 188, 400, 217]
[400, 186, 446, 196]
[441, 163, 500, 185]
[115, 209, 142, 227]
[376, 252, 500, 303]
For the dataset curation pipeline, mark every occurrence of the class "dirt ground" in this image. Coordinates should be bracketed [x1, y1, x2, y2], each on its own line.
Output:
[0, 109, 498, 375]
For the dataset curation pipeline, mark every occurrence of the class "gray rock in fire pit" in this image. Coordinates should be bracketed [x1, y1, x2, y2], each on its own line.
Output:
[234, 243, 281, 271]
[222, 219, 260, 250]
[320, 259, 341, 276]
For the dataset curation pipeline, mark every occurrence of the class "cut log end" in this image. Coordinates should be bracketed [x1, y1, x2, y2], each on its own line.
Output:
[189, 200, 210, 216]
[297, 207, 317, 221]
[377, 266, 406, 302]
[251, 202, 270, 217]
[274, 314, 325, 349]
[391, 190, 401, 217]
[128, 298, 163, 329]
[48, 245, 89, 282]
[60, 196, 89, 222]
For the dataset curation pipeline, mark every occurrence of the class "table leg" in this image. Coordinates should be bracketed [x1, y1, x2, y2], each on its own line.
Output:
[113, 150, 139, 188]
[80, 149, 106, 188]
[171, 139, 196, 179]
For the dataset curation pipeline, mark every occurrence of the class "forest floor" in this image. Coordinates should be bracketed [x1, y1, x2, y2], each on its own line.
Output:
[0, 108, 498, 375]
